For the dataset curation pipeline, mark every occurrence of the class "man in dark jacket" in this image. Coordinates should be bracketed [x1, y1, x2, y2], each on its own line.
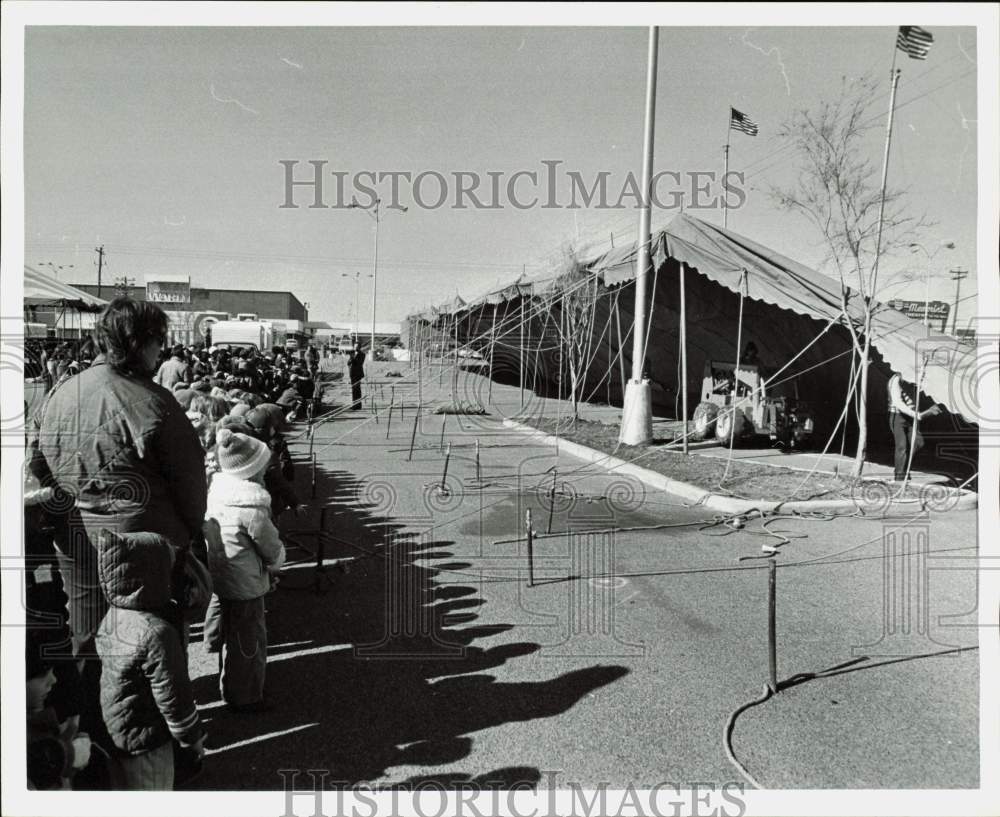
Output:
[347, 343, 365, 410]
[35, 299, 207, 658]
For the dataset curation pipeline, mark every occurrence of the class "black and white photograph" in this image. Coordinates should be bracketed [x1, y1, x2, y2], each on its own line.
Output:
[2, 3, 998, 816]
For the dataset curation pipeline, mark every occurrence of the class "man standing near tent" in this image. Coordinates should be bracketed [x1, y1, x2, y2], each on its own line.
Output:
[347, 342, 365, 410]
[888, 371, 941, 482]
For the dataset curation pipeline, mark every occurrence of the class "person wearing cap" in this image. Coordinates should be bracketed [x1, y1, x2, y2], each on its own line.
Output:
[202, 429, 285, 713]
[154, 344, 193, 391]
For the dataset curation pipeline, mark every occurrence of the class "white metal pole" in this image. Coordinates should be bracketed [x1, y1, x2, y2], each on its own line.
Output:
[680, 262, 689, 454]
[620, 26, 658, 446]
[630, 26, 658, 383]
[371, 202, 380, 360]
[869, 60, 901, 299]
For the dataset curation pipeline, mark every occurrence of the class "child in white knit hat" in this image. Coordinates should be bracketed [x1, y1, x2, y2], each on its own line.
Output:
[203, 428, 285, 713]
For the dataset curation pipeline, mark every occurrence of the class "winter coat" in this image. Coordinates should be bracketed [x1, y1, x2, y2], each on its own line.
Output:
[96, 531, 204, 755]
[36, 357, 207, 651]
[38, 356, 207, 550]
[204, 473, 286, 601]
[153, 355, 192, 391]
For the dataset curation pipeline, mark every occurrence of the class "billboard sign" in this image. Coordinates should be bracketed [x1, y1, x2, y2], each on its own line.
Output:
[887, 299, 950, 330]
[146, 277, 191, 304]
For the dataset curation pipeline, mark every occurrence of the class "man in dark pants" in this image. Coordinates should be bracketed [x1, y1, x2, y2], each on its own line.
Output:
[347, 343, 366, 410]
[888, 371, 941, 482]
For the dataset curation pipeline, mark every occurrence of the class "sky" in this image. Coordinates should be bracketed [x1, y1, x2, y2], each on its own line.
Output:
[23, 24, 981, 326]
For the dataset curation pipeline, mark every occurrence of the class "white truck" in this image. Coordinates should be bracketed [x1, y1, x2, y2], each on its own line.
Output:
[211, 320, 283, 354]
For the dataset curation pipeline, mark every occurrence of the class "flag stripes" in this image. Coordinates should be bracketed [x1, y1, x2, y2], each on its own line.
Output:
[729, 107, 758, 136]
[896, 26, 934, 60]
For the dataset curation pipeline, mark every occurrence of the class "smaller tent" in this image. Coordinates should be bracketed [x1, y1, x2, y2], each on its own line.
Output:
[24, 266, 108, 336]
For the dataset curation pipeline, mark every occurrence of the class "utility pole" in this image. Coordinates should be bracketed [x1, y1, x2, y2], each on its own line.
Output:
[114, 275, 135, 297]
[95, 245, 105, 299]
[950, 267, 969, 336]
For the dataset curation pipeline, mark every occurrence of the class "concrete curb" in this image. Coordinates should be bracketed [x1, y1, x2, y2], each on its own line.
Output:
[502, 419, 978, 514]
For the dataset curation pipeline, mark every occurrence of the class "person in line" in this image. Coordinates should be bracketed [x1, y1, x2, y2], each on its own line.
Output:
[888, 371, 941, 483]
[347, 342, 366, 410]
[34, 298, 207, 746]
[95, 531, 206, 789]
[154, 344, 193, 391]
[26, 643, 93, 790]
[203, 429, 285, 713]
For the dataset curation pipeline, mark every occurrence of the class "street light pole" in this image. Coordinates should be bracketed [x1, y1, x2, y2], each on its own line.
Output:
[908, 241, 955, 331]
[950, 267, 969, 336]
[349, 198, 406, 362]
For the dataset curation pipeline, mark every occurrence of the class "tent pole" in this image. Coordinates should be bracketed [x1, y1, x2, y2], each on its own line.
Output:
[488, 303, 497, 405]
[614, 290, 627, 403]
[519, 296, 525, 411]
[680, 262, 689, 455]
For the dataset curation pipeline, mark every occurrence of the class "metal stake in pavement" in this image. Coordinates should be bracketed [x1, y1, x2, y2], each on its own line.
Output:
[371, 391, 379, 424]
[314, 506, 334, 594]
[767, 559, 778, 694]
[546, 468, 558, 534]
[407, 407, 420, 461]
[385, 399, 394, 439]
[439, 442, 452, 495]
[439, 413, 447, 452]
[526, 508, 535, 587]
[475, 438, 481, 484]
[311, 452, 318, 499]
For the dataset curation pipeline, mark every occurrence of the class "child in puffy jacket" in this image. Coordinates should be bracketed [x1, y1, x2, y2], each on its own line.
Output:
[203, 429, 285, 713]
[95, 531, 205, 789]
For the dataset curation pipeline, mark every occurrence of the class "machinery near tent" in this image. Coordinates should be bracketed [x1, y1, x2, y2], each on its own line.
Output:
[691, 361, 815, 449]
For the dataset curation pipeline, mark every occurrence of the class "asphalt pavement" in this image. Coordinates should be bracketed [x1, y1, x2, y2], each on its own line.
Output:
[186, 362, 980, 790]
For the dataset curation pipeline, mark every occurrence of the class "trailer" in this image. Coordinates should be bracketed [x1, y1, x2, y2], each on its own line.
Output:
[211, 320, 274, 353]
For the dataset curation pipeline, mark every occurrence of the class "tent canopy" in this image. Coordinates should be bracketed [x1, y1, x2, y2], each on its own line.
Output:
[24, 266, 109, 310]
[581, 214, 977, 422]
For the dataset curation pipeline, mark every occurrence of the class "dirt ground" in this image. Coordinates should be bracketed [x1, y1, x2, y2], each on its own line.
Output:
[531, 417, 925, 503]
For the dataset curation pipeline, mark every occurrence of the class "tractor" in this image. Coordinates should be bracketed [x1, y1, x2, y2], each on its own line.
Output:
[690, 360, 815, 449]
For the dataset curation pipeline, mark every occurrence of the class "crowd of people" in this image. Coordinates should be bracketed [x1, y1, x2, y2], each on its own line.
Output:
[22, 297, 341, 790]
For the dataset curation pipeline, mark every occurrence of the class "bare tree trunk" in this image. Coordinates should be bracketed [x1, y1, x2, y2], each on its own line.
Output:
[851, 319, 873, 479]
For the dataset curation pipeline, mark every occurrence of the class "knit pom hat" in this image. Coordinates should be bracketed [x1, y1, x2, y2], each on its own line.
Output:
[215, 428, 271, 480]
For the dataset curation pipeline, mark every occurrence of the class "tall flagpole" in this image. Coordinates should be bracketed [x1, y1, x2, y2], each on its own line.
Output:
[723, 113, 731, 229]
[870, 51, 901, 298]
[620, 26, 658, 446]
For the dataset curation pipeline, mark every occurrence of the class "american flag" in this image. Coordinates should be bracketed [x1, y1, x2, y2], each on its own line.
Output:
[896, 26, 934, 60]
[729, 108, 758, 137]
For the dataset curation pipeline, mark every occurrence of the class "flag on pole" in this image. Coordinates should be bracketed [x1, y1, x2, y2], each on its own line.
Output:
[896, 26, 934, 60]
[729, 108, 759, 136]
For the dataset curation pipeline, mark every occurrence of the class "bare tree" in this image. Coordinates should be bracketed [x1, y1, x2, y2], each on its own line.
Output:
[553, 245, 599, 424]
[771, 74, 928, 478]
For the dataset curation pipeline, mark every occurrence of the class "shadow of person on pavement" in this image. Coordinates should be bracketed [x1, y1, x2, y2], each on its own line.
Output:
[189, 462, 629, 789]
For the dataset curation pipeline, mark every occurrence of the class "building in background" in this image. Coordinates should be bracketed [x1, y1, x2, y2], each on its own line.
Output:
[70, 278, 310, 346]
[310, 321, 401, 351]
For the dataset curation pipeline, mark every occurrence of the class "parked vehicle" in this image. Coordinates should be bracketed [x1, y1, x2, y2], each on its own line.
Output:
[691, 360, 815, 449]
[211, 320, 275, 354]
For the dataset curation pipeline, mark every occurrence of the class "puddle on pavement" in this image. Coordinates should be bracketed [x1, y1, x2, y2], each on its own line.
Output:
[458, 491, 672, 541]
